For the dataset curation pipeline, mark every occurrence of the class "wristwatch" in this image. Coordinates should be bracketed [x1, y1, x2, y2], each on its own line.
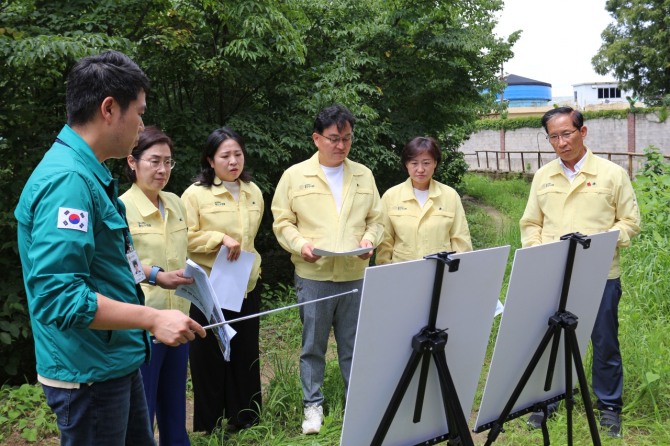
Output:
[148, 266, 164, 286]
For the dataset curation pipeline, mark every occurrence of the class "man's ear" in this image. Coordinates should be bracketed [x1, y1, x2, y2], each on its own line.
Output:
[100, 96, 115, 123]
[580, 125, 588, 138]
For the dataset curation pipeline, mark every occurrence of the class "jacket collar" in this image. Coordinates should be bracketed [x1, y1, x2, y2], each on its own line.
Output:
[399, 177, 441, 201]
[210, 178, 254, 198]
[547, 147, 596, 177]
[579, 147, 598, 175]
[127, 183, 175, 218]
[305, 152, 363, 176]
[56, 125, 113, 187]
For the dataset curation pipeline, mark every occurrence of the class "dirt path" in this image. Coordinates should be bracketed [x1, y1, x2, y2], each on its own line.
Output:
[462, 195, 510, 234]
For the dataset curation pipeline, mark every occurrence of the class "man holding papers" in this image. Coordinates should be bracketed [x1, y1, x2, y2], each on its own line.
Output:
[272, 105, 383, 435]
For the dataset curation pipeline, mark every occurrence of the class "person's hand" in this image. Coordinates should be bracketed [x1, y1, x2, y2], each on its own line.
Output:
[156, 269, 194, 290]
[301, 242, 321, 263]
[357, 239, 374, 260]
[150, 309, 206, 346]
[222, 235, 241, 261]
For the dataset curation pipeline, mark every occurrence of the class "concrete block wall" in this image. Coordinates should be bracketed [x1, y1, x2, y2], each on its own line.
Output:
[637, 113, 670, 151]
[460, 113, 670, 176]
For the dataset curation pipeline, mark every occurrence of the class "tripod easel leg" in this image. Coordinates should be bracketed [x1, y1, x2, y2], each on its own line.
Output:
[483, 322, 560, 446]
[564, 320, 574, 445]
[433, 350, 475, 446]
[371, 349, 423, 446]
[566, 327, 601, 445]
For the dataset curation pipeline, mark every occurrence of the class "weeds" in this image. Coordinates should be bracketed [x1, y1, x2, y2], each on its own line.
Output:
[3, 166, 670, 445]
[0, 383, 57, 443]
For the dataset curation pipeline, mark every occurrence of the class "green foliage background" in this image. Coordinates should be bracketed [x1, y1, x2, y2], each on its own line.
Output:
[592, 0, 670, 106]
[4, 160, 670, 444]
[0, 0, 516, 383]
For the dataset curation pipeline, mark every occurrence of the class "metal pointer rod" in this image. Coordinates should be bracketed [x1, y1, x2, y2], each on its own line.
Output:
[153, 288, 358, 343]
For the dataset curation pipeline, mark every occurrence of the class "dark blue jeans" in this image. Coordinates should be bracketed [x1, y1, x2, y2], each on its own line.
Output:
[42, 369, 154, 446]
[141, 341, 190, 445]
[591, 277, 623, 412]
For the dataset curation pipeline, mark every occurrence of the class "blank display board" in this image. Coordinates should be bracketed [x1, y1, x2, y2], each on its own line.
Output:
[341, 246, 510, 446]
[474, 231, 619, 432]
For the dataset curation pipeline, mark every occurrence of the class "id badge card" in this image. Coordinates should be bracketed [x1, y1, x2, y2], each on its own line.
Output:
[127, 250, 146, 284]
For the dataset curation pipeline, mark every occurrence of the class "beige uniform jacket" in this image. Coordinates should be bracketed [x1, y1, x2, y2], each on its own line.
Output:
[120, 183, 191, 314]
[520, 149, 640, 278]
[182, 180, 264, 293]
[377, 178, 472, 265]
[271, 153, 383, 282]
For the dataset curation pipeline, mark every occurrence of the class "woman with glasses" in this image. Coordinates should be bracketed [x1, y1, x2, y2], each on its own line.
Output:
[181, 127, 263, 434]
[120, 125, 193, 445]
[376, 136, 472, 265]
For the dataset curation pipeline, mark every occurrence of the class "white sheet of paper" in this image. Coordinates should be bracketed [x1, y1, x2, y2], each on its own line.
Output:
[312, 246, 374, 257]
[495, 299, 504, 316]
[209, 247, 254, 312]
[175, 260, 214, 319]
[175, 259, 236, 360]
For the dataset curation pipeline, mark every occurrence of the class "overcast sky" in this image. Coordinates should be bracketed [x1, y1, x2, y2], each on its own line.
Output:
[494, 0, 615, 97]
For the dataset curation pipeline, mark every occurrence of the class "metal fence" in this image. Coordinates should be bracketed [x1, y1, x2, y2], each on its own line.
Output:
[465, 150, 669, 178]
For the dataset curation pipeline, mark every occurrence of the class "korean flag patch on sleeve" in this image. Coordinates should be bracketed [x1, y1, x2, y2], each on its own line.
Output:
[57, 207, 89, 232]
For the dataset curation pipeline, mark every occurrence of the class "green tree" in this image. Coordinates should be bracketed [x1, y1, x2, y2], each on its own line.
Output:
[0, 0, 515, 382]
[131, 0, 310, 195]
[592, 0, 670, 105]
[0, 0, 168, 384]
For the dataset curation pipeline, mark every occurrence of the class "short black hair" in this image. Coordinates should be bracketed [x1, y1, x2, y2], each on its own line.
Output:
[66, 50, 150, 126]
[313, 105, 355, 134]
[401, 136, 441, 169]
[541, 106, 584, 133]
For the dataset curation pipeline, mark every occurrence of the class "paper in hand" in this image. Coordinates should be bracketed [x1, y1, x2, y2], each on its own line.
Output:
[312, 246, 375, 257]
[175, 259, 236, 361]
[209, 247, 254, 312]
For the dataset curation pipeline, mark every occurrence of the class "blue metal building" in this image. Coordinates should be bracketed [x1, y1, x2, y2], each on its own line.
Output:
[498, 74, 552, 107]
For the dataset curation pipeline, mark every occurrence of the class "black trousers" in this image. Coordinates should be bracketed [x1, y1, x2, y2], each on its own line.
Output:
[189, 287, 262, 433]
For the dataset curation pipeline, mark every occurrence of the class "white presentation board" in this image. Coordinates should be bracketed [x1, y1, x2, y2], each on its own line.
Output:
[474, 231, 619, 432]
[341, 246, 510, 446]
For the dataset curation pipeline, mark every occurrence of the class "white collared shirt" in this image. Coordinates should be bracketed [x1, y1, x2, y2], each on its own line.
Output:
[559, 151, 588, 183]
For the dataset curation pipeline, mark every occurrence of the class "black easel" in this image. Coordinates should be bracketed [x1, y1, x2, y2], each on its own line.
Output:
[371, 251, 474, 446]
[479, 233, 601, 446]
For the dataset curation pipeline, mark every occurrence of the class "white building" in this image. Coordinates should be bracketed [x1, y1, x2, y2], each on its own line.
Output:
[572, 81, 636, 110]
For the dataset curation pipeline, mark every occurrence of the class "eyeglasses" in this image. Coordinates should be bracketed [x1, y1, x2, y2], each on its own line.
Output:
[320, 134, 354, 145]
[137, 157, 176, 170]
[546, 128, 580, 144]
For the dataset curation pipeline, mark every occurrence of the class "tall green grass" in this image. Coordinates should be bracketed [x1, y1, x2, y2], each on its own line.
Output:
[614, 149, 670, 440]
[3, 168, 669, 445]
[463, 169, 670, 444]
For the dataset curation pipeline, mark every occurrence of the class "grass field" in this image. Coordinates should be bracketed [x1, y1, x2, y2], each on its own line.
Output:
[2, 172, 669, 445]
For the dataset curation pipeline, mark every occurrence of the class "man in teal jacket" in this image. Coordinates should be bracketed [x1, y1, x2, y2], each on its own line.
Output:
[15, 50, 205, 446]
